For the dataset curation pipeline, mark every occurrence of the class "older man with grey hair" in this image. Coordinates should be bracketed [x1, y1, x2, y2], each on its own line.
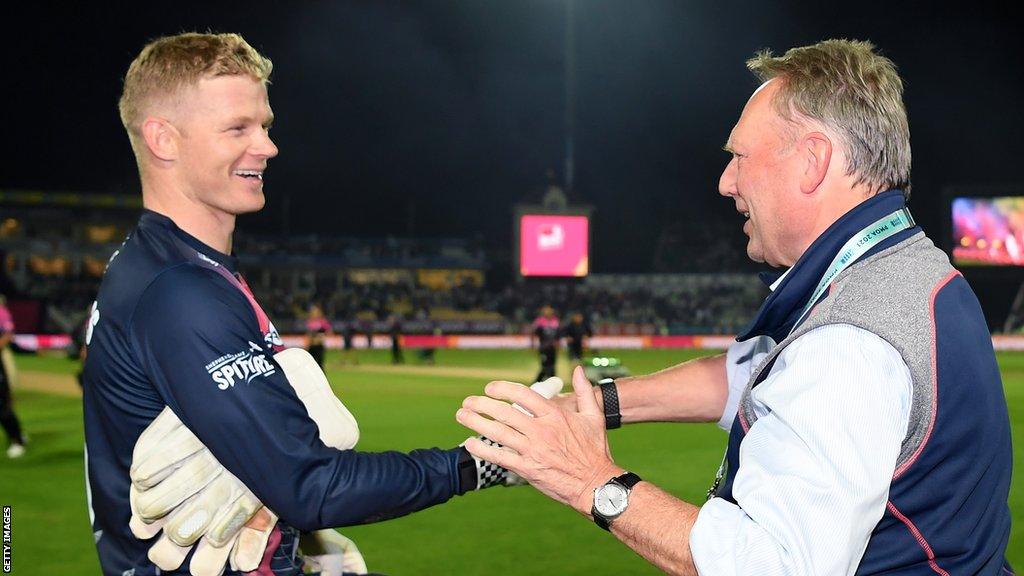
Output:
[458, 39, 1013, 575]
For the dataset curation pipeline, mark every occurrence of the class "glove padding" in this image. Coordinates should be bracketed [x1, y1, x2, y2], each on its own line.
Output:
[466, 377, 564, 489]
[130, 347, 359, 575]
[300, 529, 368, 575]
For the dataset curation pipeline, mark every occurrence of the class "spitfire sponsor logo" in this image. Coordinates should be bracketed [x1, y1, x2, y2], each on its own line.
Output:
[206, 341, 276, 390]
[265, 321, 283, 348]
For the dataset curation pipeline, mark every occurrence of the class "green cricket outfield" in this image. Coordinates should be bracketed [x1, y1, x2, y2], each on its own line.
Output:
[1, 348, 1021, 574]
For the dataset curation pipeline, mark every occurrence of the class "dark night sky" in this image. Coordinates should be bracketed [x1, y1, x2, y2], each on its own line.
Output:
[4, 1, 1022, 273]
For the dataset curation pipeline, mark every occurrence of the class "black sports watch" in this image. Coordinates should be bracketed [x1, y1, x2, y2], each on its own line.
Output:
[598, 378, 621, 429]
[591, 471, 642, 531]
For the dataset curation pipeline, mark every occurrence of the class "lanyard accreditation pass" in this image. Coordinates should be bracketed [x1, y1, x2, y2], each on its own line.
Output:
[789, 207, 915, 335]
[707, 206, 915, 501]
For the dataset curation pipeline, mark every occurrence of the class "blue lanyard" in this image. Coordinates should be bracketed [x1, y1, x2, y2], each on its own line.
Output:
[789, 207, 915, 335]
[707, 206, 915, 501]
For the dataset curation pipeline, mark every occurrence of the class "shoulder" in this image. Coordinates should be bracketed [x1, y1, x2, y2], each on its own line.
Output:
[822, 234, 955, 333]
[832, 233, 952, 303]
[133, 264, 256, 334]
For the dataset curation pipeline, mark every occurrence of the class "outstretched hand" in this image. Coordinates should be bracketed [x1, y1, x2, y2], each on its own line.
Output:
[457, 366, 622, 515]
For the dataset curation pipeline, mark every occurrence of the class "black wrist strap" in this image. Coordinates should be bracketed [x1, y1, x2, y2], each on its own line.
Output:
[599, 379, 621, 429]
[456, 446, 478, 493]
[616, 471, 642, 490]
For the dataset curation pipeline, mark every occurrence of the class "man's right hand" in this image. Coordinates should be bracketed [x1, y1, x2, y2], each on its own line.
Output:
[463, 376, 565, 489]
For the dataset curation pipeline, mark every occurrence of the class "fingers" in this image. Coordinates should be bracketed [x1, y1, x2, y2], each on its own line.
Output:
[455, 405, 530, 454]
[163, 475, 234, 546]
[129, 484, 168, 539]
[462, 436, 524, 471]
[148, 534, 191, 571]
[189, 536, 234, 576]
[572, 366, 601, 415]
[203, 478, 262, 547]
[482, 380, 555, 418]
[464, 393, 535, 431]
[244, 506, 277, 532]
[134, 449, 224, 520]
[230, 509, 280, 572]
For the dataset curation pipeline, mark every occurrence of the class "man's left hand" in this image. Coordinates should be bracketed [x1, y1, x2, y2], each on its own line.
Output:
[456, 366, 622, 515]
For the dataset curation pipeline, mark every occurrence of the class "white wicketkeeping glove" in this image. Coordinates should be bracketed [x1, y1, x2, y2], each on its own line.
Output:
[299, 529, 368, 575]
[466, 376, 564, 489]
[130, 347, 360, 575]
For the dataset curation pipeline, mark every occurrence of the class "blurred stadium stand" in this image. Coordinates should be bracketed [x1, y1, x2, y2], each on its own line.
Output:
[1, 194, 767, 342]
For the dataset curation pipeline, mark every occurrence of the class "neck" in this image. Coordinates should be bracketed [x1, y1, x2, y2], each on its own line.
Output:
[787, 182, 877, 265]
[142, 179, 234, 255]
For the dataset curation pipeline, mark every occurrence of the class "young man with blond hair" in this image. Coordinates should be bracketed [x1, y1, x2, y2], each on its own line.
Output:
[459, 39, 1013, 575]
[83, 32, 526, 576]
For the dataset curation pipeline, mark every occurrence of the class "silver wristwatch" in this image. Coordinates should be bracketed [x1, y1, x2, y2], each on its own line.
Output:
[591, 471, 642, 531]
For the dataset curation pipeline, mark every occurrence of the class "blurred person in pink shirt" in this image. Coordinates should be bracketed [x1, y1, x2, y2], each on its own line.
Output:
[0, 294, 26, 458]
[305, 303, 332, 367]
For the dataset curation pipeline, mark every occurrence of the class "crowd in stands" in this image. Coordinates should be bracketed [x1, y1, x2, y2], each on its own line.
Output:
[495, 275, 765, 334]
[1, 215, 767, 337]
[235, 234, 486, 269]
[244, 273, 765, 336]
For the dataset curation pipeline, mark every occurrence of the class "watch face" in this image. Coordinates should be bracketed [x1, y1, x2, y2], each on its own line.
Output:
[594, 483, 629, 517]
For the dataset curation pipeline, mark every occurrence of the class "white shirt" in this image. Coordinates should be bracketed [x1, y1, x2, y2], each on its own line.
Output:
[689, 324, 913, 576]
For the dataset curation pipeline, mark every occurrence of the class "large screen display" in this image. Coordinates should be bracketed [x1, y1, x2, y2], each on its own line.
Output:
[952, 196, 1024, 266]
[519, 214, 589, 277]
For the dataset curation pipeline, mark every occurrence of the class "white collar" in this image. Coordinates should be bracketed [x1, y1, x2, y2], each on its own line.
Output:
[769, 268, 792, 292]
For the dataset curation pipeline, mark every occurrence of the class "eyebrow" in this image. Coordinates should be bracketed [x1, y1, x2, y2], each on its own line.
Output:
[722, 142, 734, 153]
[224, 115, 274, 128]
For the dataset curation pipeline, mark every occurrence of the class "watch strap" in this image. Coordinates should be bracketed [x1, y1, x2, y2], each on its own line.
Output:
[615, 471, 642, 490]
[599, 379, 621, 430]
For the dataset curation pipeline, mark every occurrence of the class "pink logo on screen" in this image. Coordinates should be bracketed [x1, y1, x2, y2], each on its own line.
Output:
[521, 215, 589, 277]
[538, 224, 565, 250]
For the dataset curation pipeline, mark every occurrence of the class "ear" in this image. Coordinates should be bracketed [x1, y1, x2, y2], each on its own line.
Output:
[139, 117, 179, 162]
[799, 131, 832, 194]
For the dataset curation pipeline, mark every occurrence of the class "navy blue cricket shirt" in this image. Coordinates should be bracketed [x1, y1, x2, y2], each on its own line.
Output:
[82, 211, 468, 576]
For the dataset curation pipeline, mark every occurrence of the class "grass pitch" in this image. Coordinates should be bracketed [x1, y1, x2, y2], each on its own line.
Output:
[1, 348, 1021, 574]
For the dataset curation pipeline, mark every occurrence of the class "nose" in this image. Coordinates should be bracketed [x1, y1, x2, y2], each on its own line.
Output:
[252, 129, 279, 159]
[719, 157, 738, 198]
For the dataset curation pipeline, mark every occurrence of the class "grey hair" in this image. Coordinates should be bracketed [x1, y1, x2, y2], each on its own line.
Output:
[747, 39, 912, 198]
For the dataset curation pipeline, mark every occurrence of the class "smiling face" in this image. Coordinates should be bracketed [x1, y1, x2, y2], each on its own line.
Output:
[171, 75, 278, 219]
[719, 80, 811, 268]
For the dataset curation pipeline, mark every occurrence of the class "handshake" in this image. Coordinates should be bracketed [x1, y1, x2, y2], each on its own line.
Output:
[129, 348, 563, 575]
